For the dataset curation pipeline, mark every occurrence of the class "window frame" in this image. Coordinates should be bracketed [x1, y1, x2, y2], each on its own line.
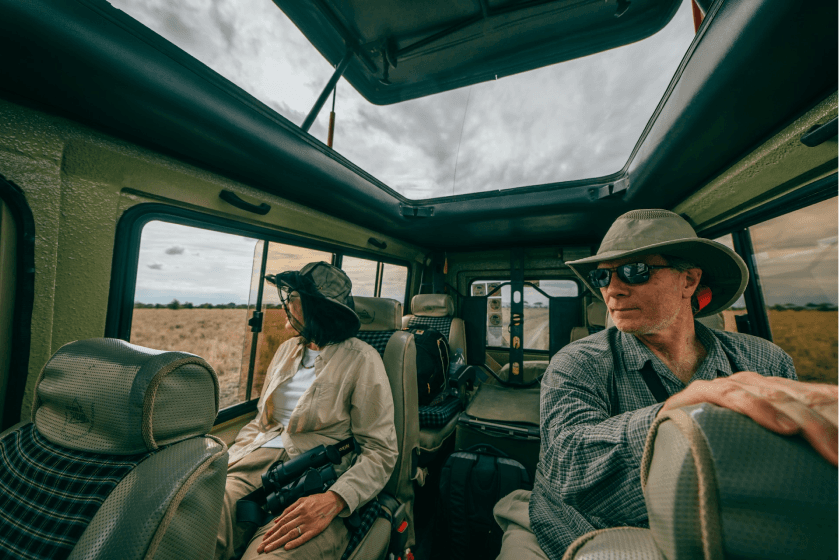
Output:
[107, 203, 411, 421]
[468, 277, 581, 354]
[699, 179, 837, 342]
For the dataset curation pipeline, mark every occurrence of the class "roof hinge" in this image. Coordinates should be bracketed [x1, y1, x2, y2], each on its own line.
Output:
[591, 177, 629, 200]
[400, 205, 434, 218]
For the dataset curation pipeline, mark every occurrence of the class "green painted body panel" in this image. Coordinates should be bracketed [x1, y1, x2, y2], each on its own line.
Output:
[0, 97, 424, 423]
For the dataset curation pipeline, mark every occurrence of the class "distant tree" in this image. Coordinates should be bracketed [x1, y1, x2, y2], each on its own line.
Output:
[183, 301, 194, 309]
[154, 303, 164, 309]
[533, 302, 544, 308]
[166, 299, 181, 310]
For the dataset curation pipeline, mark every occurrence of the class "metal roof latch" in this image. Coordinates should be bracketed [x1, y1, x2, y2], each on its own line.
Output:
[400, 205, 434, 218]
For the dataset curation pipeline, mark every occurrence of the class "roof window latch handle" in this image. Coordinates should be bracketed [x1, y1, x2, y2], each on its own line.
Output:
[219, 189, 271, 215]
[400, 205, 434, 218]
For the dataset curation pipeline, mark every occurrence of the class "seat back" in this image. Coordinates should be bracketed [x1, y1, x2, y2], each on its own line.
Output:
[565, 403, 838, 559]
[402, 294, 468, 361]
[0, 338, 227, 560]
[354, 297, 419, 545]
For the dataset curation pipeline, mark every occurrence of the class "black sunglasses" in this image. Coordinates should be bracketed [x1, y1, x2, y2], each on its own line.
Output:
[588, 263, 673, 288]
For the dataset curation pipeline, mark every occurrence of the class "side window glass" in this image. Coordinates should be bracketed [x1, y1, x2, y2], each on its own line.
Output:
[131, 221, 258, 410]
[748, 198, 838, 384]
[474, 279, 579, 350]
[380, 263, 408, 304]
[341, 256, 377, 297]
[243, 244, 334, 402]
[712, 234, 746, 332]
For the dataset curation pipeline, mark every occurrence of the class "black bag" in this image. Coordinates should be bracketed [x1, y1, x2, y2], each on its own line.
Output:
[404, 327, 450, 406]
[436, 444, 532, 560]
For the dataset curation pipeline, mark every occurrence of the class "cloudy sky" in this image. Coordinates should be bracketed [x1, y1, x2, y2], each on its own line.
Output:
[110, 0, 695, 199]
[121, 0, 836, 308]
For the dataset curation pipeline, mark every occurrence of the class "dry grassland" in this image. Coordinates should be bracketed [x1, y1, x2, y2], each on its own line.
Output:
[132, 308, 837, 411]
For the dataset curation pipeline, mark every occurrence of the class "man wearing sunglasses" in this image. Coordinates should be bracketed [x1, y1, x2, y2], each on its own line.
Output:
[494, 209, 837, 560]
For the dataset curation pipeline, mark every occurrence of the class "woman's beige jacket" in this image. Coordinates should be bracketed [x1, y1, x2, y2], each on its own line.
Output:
[227, 336, 398, 515]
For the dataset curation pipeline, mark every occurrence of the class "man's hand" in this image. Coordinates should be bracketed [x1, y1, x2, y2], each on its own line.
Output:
[658, 371, 837, 466]
[257, 491, 347, 553]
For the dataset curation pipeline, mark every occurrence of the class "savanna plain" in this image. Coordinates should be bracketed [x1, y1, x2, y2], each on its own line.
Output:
[131, 308, 838, 410]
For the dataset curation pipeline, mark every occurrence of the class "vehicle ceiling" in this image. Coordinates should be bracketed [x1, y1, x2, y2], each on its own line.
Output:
[0, 0, 836, 251]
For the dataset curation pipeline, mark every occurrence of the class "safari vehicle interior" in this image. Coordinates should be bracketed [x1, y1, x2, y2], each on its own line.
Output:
[0, 0, 836, 558]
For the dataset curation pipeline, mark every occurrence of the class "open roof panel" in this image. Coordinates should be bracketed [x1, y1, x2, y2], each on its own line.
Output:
[274, 0, 683, 105]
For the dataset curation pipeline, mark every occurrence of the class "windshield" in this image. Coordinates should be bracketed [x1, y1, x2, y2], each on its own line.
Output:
[110, 0, 695, 200]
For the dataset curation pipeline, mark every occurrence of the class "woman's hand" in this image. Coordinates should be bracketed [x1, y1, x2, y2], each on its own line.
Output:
[659, 371, 838, 466]
[257, 491, 348, 553]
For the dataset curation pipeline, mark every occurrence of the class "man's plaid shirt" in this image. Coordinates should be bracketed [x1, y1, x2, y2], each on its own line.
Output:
[529, 322, 796, 559]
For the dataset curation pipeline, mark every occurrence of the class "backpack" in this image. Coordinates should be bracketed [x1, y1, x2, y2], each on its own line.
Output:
[404, 327, 450, 406]
[436, 444, 532, 560]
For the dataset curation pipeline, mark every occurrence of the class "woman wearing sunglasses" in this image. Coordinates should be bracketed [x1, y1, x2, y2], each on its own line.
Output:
[494, 209, 837, 560]
[216, 262, 398, 560]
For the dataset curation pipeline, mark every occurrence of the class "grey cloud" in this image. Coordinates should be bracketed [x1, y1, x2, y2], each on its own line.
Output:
[148, 262, 163, 270]
[165, 246, 185, 255]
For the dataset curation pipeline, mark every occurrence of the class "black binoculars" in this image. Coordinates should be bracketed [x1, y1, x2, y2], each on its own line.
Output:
[261, 443, 345, 514]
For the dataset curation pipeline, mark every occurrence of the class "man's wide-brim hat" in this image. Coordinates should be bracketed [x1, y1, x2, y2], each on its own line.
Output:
[265, 261, 360, 332]
[566, 209, 748, 318]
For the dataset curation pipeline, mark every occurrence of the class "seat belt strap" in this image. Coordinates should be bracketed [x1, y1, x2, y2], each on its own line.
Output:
[639, 363, 669, 404]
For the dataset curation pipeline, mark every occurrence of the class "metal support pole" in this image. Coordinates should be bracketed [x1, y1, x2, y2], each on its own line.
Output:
[732, 228, 773, 342]
[301, 51, 353, 133]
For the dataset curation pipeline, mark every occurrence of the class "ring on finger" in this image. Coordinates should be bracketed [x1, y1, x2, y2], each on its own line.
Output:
[296, 526, 302, 537]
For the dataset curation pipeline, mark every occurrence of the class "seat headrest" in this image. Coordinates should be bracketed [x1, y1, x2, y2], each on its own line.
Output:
[32, 338, 219, 455]
[410, 294, 455, 317]
[587, 300, 608, 327]
[354, 297, 403, 331]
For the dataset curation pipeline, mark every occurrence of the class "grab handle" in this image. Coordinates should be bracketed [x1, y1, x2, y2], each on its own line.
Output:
[219, 190, 271, 215]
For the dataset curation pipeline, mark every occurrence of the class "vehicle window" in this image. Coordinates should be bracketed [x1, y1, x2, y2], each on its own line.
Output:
[244, 242, 334, 402]
[748, 198, 838, 384]
[713, 234, 746, 332]
[129, 220, 410, 410]
[341, 256, 377, 297]
[130, 221, 258, 410]
[472, 279, 579, 351]
[380, 263, 408, 302]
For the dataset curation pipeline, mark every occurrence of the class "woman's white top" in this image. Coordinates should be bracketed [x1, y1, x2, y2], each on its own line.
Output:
[261, 346, 320, 448]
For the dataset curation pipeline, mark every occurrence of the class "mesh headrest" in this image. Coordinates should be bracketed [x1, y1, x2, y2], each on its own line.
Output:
[32, 338, 219, 454]
[411, 294, 455, 317]
[354, 297, 403, 331]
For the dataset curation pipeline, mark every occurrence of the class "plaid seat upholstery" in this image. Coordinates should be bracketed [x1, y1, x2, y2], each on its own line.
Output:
[406, 316, 453, 340]
[0, 423, 151, 560]
[355, 330, 398, 357]
[418, 395, 462, 429]
[341, 499, 393, 560]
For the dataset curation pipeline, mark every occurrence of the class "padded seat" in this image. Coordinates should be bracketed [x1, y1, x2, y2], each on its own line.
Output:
[402, 294, 468, 361]
[0, 338, 227, 560]
[353, 297, 420, 549]
[564, 403, 837, 559]
[570, 300, 608, 342]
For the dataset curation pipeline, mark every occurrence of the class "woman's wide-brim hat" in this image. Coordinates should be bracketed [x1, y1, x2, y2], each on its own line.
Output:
[566, 209, 748, 318]
[265, 261, 360, 332]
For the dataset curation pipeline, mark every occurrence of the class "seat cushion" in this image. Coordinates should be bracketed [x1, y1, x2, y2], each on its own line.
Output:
[419, 412, 460, 453]
[405, 315, 453, 339]
[0, 423, 151, 560]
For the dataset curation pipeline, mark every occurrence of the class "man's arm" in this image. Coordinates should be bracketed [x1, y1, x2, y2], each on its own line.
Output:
[538, 354, 662, 528]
